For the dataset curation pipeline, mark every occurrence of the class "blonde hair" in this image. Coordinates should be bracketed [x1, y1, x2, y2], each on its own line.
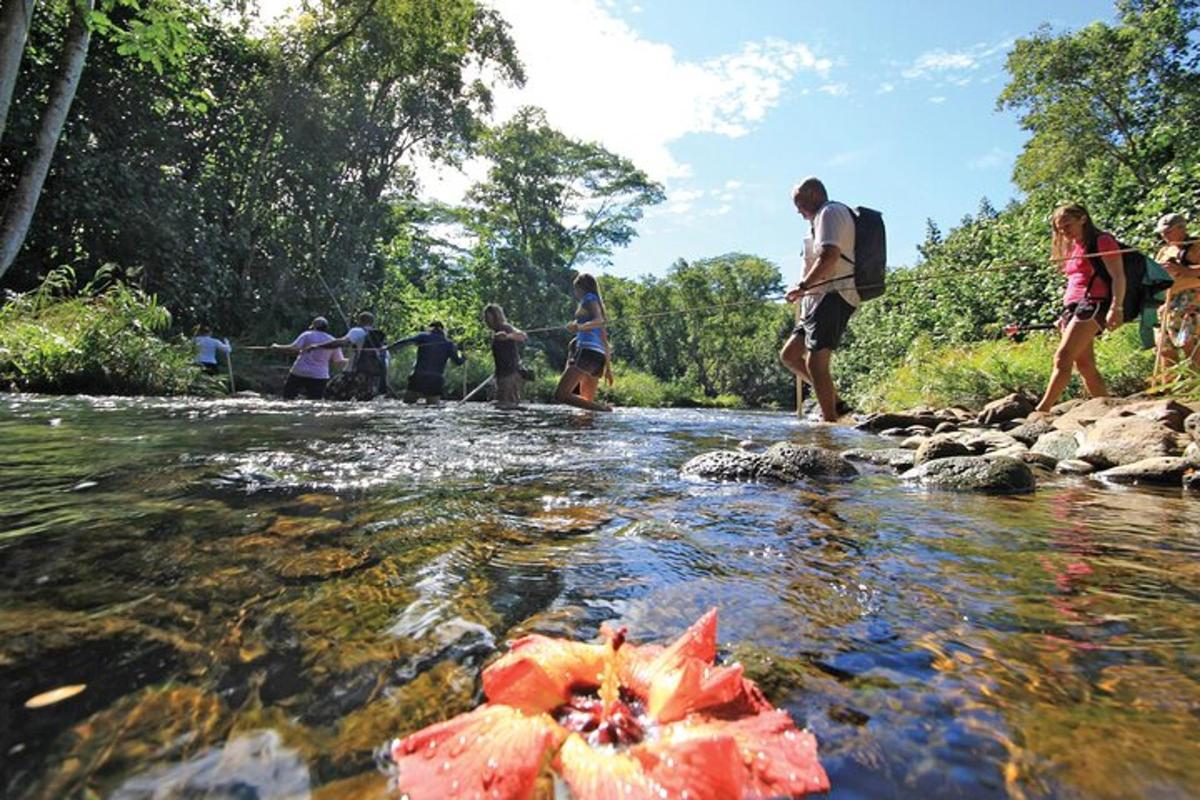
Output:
[1050, 202, 1102, 263]
[482, 304, 506, 329]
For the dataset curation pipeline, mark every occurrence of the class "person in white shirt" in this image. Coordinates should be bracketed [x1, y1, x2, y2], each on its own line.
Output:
[193, 327, 232, 376]
[780, 177, 858, 422]
[307, 311, 390, 398]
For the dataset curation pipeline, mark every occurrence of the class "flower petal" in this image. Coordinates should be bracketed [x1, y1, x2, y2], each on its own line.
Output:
[646, 657, 748, 723]
[662, 709, 831, 797]
[616, 609, 719, 694]
[391, 704, 566, 800]
[483, 634, 607, 713]
[557, 732, 745, 800]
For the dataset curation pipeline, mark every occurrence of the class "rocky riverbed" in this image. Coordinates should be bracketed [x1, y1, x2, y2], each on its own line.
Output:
[684, 393, 1200, 494]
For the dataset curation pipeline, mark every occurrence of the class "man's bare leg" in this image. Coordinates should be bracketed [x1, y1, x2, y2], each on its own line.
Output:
[805, 348, 838, 422]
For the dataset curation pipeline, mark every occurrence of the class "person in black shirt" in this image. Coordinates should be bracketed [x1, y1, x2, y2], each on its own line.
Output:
[483, 304, 528, 408]
[388, 321, 465, 404]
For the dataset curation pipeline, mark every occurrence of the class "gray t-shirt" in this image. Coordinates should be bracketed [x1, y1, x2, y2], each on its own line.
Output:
[801, 201, 859, 317]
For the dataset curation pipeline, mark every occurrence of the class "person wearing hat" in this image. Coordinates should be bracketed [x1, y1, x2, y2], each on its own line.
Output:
[272, 316, 347, 399]
[1155, 213, 1200, 369]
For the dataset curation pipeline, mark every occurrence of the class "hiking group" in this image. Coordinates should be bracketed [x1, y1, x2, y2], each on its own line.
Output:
[194, 175, 1197, 417]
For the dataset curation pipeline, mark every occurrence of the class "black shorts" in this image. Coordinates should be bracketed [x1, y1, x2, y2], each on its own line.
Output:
[406, 372, 444, 398]
[283, 374, 328, 400]
[792, 293, 856, 352]
[572, 347, 606, 377]
[200, 362, 220, 376]
[1061, 297, 1111, 327]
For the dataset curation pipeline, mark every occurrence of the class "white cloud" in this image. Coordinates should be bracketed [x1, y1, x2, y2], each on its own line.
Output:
[928, 96, 947, 104]
[876, 82, 895, 94]
[903, 49, 977, 79]
[818, 82, 849, 97]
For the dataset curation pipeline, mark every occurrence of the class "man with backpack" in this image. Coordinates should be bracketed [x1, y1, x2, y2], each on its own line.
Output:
[780, 177, 864, 423]
[388, 321, 466, 404]
[307, 311, 390, 400]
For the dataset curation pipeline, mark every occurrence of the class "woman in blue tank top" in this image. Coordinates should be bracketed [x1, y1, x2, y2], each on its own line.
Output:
[554, 273, 614, 411]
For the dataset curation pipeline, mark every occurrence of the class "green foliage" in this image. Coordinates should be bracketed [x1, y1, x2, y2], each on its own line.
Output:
[0, 266, 210, 395]
[862, 326, 1155, 411]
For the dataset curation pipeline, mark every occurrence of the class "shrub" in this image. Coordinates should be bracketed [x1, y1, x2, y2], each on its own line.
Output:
[0, 267, 211, 396]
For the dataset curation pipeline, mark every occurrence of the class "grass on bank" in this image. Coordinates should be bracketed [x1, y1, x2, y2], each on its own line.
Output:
[0, 267, 214, 396]
[859, 325, 1157, 411]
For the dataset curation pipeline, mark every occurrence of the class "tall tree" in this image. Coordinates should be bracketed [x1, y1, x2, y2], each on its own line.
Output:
[468, 106, 664, 336]
[0, 0, 37, 140]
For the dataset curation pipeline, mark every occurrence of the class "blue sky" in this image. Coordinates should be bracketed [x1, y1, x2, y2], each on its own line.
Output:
[258, 0, 1120, 280]
[431, 0, 1118, 282]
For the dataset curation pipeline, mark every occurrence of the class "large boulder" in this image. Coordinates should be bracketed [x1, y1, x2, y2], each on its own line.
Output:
[976, 392, 1035, 426]
[842, 448, 916, 471]
[856, 412, 944, 433]
[913, 437, 972, 466]
[902, 456, 1035, 494]
[1096, 457, 1197, 486]
[1113, 399, 1191, 433]
[760, 443, 859, 482]
[1074, 416, 1188, 468]
[1030, 430, 1082, 462]
[1052, 397, 1130, 432]
[681, 451, 764, 481]
[1008, 419, 1054, 446]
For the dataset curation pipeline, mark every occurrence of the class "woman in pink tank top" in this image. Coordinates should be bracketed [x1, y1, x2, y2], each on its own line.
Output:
[1034, 202, 1126, 413]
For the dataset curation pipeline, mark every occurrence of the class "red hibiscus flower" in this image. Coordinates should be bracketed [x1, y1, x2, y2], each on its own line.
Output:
[390, 609, 829, 799]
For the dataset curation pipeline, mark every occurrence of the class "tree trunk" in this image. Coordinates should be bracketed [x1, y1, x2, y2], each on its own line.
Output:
[0, 0, 36, 142]
[0, 0, 92, 281]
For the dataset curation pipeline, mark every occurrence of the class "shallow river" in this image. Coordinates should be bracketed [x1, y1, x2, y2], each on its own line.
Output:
[1, 395, 1198, 799]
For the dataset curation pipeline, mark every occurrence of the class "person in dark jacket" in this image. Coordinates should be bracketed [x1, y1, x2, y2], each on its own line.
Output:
[389, 321, 465, 404]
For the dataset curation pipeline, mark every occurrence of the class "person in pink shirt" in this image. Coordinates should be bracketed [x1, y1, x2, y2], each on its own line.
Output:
[271, 316, 347, 400]
[1034, 202, 1126, 413]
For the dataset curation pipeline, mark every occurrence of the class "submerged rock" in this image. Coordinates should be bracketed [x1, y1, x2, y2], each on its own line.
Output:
[1075, 416, 1187, 468]
[902, 456, 1035, 494]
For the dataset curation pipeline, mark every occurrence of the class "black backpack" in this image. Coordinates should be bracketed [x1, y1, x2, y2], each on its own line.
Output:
[1085, 235, 1172, 324]
[353, 328, 388, 376]
[838, 205, 887, 301]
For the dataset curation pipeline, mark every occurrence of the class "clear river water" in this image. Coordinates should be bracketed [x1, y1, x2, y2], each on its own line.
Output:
[1, 394, 1198, 799]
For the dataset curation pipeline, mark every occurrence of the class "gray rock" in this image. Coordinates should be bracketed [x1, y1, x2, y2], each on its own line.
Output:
[842, 448, 916, 471]
[1096, 457, 1197, 486]
[879, 427, 908, 437]
[760, 442, 859, 481]
[1008, 419, 1054, 446]
[856, 412, 944, 433]
[1056, 459, 1096, 476]
[1187, 441, 1200, 461]
[900, 435, 928, 450]
[1185, 412, 1200, 444]
[901, 456, 1035, 494]
[1031, 430, 1082, 462]
[913, 436, 972, 466]
[958, 429, 1022, 454]
[1052, 397, 1130, 432]
[1051, 398, 1086, 416]
[904, 425, 934, 437]
[977, 392, 1035, 426]
[980, 445, 1031, 462]
[1114, 399, 1192, 433]
[934, 421, 959, 434]
[681, 450, 764, 481]
[1075, 416, 1187, 468]
[1021, 451, 1060, 470]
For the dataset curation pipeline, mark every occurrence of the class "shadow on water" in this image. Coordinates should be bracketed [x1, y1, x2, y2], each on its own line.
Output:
[1, 394, 1198, 798]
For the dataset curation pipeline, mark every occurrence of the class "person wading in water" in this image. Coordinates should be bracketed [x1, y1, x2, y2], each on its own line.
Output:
[389, 321, 466, 405]
[554, 273, 614, 412]
[483, 304, 529, 409]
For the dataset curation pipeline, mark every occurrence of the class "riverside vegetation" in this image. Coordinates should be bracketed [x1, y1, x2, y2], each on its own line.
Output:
[1, 1, 1198, 410]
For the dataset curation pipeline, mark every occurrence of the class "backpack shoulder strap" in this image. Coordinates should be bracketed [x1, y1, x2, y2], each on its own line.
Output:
[1084, 233, 1112, 300]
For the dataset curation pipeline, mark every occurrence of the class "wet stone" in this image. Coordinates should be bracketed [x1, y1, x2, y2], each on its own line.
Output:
[1008, 419, 1054, 446]
[681, 450, 764, 481]
[265, 516, 347, 539]
[524, 506, 615, 535]
[913, 437, 972, 467]
[841, 448, 916, 471]
[759, 443, 859, 482]
[1096, 457, 1198, 486]
[269, 548, 372, 581]
[902, 456, 1036, 494]
[1056, 459, 1096, 476]
[1031, 430, 1082, 462]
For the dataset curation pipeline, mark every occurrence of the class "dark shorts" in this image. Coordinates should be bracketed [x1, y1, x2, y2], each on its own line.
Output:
[572, 347, 606, 377]
[792, 293, 856, 352]
[405, 372, 444, 400]
[1061, 297, 1111, 328]
[283, 374, 328, 400]
[199, 362, 220, 376]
